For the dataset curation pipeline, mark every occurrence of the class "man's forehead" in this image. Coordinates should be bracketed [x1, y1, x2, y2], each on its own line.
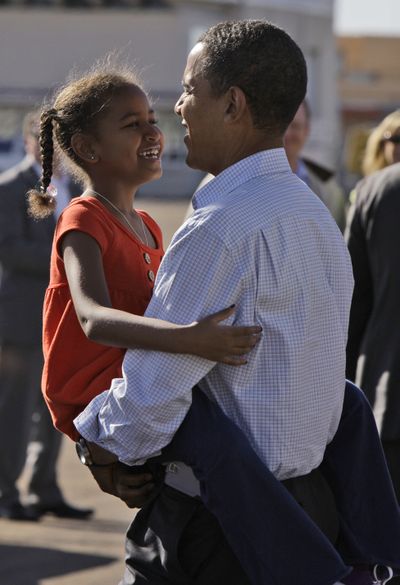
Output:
[183, 42, 205, 81]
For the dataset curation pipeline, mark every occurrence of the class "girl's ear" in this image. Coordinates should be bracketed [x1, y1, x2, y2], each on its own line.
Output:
[224, 86, 248, 124]
[70, 133, 98, 163]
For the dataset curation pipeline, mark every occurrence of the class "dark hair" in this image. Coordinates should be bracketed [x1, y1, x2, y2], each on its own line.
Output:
[27, 64, 142, 219]
[198, 20, 307, 134]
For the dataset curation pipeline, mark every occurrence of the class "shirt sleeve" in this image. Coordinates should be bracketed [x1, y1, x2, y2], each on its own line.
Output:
[74, 221, 245, 464]
[55, 200, 112, 258]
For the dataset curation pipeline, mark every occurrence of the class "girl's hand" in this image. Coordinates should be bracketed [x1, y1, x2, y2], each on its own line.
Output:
[188, 305, 262, 365]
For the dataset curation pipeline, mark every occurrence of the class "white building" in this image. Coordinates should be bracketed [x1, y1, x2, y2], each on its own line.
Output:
[0, 0, 339, 196]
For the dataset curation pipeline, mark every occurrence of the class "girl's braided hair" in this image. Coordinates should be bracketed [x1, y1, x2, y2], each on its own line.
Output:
[27, 63, 142, 219]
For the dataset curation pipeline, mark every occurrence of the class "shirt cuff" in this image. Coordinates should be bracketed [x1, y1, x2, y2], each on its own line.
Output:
[73, 390, 109, 443]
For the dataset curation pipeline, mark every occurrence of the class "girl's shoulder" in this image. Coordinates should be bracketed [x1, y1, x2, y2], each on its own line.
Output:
[60, 195, 106, 220]
[55, 196, 115, 255]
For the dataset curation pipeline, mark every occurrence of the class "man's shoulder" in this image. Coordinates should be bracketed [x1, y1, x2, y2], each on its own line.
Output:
[358, 163, 400, 192]
[355, 163, 400, 209]
[185, 173, 321, 255]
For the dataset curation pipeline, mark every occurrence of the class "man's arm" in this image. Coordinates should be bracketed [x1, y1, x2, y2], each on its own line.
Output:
[74, 222, 245, 464]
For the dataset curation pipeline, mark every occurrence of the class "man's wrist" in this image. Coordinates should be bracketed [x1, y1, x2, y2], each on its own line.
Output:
[76, 437, 118, 467]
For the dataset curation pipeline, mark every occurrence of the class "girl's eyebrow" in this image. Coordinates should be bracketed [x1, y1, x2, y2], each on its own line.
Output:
[119, 109, 155, 122]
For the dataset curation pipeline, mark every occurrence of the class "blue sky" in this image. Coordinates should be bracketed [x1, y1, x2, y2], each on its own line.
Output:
[334, 0, 400, 36]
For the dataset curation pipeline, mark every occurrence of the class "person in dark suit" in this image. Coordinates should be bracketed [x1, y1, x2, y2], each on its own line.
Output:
[0, 111, 93, 520]
[345, 161, 400, 507]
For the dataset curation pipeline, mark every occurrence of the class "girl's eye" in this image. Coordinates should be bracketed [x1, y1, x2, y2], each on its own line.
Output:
[150, 119, 159, 125]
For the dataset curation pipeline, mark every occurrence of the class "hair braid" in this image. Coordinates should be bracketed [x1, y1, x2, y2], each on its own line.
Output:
[27, 109, 57, 219]
[39, 109, 55, 194]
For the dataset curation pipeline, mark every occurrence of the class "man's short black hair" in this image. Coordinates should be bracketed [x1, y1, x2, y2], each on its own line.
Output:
[198, 20, 307, 134]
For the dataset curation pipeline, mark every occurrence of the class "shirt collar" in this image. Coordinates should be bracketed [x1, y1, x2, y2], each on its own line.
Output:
[193, 148, 291, 210]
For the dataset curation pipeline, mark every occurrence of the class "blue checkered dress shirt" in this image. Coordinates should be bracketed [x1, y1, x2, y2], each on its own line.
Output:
[75, 148, 354, 481]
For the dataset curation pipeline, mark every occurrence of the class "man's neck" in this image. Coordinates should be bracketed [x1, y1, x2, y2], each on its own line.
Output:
[212, 134, 283, 176]
[286, 154, 299, 173]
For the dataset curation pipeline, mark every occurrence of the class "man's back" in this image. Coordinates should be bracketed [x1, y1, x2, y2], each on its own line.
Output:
[189, 150, 353, 478]
[168, 149, 353, 478]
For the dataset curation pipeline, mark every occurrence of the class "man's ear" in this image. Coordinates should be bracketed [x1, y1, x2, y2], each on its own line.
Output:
[70, 133, 99, 164]
[224, 86, 248, 123]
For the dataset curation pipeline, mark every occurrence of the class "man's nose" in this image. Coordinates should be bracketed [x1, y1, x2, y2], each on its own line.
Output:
[174, 95, 183, 116]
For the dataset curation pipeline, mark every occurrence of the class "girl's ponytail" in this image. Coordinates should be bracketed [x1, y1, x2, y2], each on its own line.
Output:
[27, 109, 57, 219]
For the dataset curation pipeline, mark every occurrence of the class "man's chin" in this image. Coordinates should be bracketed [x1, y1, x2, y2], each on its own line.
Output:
[185, 153, 208, 173]
[185, 153, 197, 170]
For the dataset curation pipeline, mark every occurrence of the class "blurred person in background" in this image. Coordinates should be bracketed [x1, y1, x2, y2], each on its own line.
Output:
[284, 100, 347, 231]
[345, 110, 400, 509]
[347, 110, 400, 207]
[361, 110, 400, 177]
[0, 110, 93, 521]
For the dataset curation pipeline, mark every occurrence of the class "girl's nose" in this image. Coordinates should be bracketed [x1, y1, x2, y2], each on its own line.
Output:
[144, 125, 160, 142]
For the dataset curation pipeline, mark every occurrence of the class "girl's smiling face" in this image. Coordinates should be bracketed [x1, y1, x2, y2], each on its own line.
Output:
[89, 84, 164, 188]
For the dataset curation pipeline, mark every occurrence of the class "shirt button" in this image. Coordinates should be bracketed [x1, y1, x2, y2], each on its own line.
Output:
[143, 252, 151, 264]
[147, 270, 155, 282]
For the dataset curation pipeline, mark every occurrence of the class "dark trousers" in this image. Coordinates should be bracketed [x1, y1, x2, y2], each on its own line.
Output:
[123, 486, 252, 585]
[382, 439, 400, 504]
[122, 381, 400, 585]
[0, 346, 62, 506]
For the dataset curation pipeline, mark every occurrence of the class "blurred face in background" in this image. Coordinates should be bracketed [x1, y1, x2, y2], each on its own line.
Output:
[24, 119, 41, 164]
[284, 101, 310, 167]
[382, 126, 400, 166]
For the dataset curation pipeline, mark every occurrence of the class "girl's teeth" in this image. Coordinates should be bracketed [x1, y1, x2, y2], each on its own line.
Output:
[140, 149, 159, 158]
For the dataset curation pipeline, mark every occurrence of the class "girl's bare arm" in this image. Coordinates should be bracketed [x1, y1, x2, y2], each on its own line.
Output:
[61, 231, 261, 365]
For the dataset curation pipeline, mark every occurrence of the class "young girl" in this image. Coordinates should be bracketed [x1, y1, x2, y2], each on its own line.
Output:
[28, 68, 261, 442]
[29, 66, 398, 585]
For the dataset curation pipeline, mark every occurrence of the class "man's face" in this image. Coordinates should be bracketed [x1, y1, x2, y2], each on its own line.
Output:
[24, 121, 41, 164]
[174, 43, 227, 175]
[283, 102, 310, 163]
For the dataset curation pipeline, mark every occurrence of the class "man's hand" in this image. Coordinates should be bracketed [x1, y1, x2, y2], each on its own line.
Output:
[83, 441, 163, 508]
[88, 462, 158, 508]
